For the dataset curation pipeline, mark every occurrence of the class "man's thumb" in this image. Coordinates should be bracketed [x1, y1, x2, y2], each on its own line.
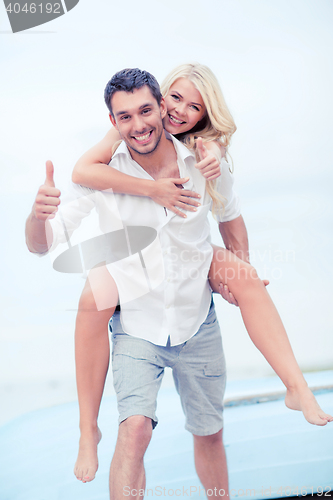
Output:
[45, 160, 55, 187]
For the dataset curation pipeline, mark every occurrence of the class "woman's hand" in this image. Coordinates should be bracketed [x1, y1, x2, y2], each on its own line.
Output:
[150, 177, 201, 218]
[195, 137, 222, 181]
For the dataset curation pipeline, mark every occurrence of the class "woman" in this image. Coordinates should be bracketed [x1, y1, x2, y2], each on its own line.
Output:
[72, 63, 332, 483]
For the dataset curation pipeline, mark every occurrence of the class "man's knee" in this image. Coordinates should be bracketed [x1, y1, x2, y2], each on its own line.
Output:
[193, 428, 223, 448]
[119, 416, 153, 458]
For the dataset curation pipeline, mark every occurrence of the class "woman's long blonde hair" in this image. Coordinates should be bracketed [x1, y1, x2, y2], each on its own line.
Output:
[160, 63, 236, 217]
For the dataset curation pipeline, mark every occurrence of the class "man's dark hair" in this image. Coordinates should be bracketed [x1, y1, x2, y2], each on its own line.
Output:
[104, 68, 162, 117]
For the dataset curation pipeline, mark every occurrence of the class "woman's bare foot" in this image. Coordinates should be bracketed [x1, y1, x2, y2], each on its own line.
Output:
[74, 427, 102, 482]
[285, 385, 333, 426]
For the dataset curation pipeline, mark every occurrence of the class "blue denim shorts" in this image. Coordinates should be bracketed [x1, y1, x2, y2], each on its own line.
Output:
[111, 300, 226, 436]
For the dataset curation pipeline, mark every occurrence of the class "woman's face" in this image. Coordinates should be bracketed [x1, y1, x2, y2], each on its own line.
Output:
[163, 78, 206, 135]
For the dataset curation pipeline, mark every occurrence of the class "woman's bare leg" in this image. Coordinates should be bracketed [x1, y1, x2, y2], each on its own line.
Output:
[209, 245, 333, 426]
[74, 266, 119, 482]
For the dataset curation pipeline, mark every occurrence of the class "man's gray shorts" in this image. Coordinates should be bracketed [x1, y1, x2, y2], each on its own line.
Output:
[111, 300, 226, 436]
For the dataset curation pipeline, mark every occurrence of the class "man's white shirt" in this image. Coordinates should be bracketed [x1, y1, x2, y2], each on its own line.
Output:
[48, 133, 241, 346]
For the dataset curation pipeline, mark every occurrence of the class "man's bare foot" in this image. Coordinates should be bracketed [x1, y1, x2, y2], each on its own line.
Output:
[285, 385, 333, 426]
[74, 427, 102, 482]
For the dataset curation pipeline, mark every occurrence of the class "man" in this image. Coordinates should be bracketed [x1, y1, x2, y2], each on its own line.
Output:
[26, 68, 249, 498]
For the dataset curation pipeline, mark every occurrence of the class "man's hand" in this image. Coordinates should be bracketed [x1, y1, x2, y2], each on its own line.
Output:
[151, 177, 201, 218]
[195, 137, 221, 181]
[33, 161, 61, 220]
[218, 279, 270, 307]
[26, 161, 60, 254]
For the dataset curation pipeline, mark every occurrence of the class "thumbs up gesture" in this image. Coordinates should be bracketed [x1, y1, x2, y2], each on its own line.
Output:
[195, 137, 222, 181]
[33, 161, 61, 220]
[196, 137, 208, 161]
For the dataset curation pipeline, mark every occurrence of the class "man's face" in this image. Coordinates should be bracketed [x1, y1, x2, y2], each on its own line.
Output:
[110, 86, 167, 157]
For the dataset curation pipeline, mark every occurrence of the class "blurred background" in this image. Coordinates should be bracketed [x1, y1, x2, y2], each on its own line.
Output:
[1, 0, 333, 427]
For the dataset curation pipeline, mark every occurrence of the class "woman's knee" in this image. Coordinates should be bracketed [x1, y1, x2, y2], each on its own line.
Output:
[212, 249, 259, 285]
[238, 262, 259, 282]
[78, 284, 98, 312]
[226, 262, 262, 301]
[213, 253, 260, 295]
[77, 281, 115, 327]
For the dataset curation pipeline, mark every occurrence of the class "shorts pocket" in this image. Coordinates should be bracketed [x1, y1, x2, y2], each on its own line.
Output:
[203, 357, 225, 377]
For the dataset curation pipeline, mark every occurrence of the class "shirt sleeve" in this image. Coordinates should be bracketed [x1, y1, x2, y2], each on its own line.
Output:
[214, 158, 241, 223]
[47, 182, 97, 253]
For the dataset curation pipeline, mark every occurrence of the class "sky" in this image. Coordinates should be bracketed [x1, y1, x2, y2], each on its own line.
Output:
[0, 0, 333, 422]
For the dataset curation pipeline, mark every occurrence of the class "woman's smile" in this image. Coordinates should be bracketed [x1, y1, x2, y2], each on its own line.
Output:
[167, 113, 186, 127]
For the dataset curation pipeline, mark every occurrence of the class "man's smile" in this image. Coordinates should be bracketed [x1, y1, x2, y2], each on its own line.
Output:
[132, 130, 153, 144]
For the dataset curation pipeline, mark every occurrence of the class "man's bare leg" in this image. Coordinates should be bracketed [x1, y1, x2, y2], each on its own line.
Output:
[193, 429, 229, 498]
[74, 267, 119, 482]
[209, 246, 333, 426]
[109, 416, 152, 499]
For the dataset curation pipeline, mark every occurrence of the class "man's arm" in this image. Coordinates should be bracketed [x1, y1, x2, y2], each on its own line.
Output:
[25, 161, 61, 254]
[217, 215, 249, 306]
[219, 215, 249, 263]
[218, 215, 269, 306]
[26, 212, 52, 254]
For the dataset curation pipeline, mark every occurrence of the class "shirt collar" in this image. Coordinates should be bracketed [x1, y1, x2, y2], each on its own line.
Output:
[164, 131, 196, 164]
